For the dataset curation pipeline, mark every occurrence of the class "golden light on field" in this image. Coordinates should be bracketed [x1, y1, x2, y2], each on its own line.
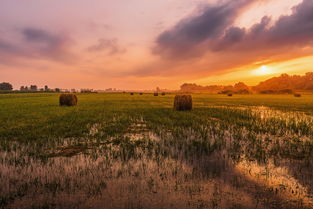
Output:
[252, 65, 274, 76]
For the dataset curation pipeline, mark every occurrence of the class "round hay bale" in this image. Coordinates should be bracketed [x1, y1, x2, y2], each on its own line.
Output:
[139, 92, 143, 95]
[294, 93, 301, 97]
[161, 92, 166, 96]
[174, 95, 192, 111]
[130, 92, 134, 95]
[227, 93, 233, 97]
[154, 93, 159, 96]
[59, 94, 77, 106]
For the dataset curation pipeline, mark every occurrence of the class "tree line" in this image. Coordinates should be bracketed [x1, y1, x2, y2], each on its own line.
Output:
[0, 82, 61, 92]
[0, 82, 94, 93]
[180, 72, 313, 94]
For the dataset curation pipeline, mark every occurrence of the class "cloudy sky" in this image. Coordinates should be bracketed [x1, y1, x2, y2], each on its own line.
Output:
[1, 0, 313, 90]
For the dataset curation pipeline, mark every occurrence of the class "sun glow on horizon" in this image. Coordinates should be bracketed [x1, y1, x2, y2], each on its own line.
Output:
[252, 65, 274, 76]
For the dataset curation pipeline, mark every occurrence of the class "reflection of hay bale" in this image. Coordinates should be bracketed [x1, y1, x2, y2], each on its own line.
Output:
[294, 93, 301, 97]
[154, 93, 159, 96]
[161, 92, 166, 96]
[59, 94, 77, 106]
[174, 95, 192, 111]
[227, 93, 233, 97]
[130, 92, 134, 95]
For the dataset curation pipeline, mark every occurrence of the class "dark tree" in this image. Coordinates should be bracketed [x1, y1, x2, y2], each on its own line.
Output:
[0, 82, 13, 91]
[30, 85, 38, 91]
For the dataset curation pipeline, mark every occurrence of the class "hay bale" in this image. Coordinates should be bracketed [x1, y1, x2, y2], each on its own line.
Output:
[59, 94, 77, 106]
[174, 95, 192, 111]
[294, 93, 301, 97]
[154, 93, 159, 96]
[161, 92, 166, 96]
[227, 93, 233, 97]
[139, 93, 143, 95]
[130, 92, 134, 95]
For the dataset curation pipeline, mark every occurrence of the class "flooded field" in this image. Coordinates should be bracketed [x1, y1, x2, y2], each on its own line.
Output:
[1, 93, 313, 209]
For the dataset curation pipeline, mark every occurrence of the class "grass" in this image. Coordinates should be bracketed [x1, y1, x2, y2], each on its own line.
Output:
[1, 93, 313, 209]
[1, 93, 313, 141]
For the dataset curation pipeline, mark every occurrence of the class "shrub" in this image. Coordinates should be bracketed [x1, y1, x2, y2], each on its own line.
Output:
[218, 90, 233, 95]
[235, 89, 250, 94]
[260, 90, 275, 94]
[278, 89, 293, 94]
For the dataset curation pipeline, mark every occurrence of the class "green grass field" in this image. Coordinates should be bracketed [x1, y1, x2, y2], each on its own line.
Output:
[1, 93, 313, 142]
[1, 93, 313, 209]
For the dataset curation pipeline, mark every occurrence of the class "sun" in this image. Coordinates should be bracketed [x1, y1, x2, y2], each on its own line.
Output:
[253, 65, 274, 76]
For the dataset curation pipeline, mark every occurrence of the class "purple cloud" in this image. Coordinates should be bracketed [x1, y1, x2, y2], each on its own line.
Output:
[153, 0, 255, 58]
[87, 38, 126, 55]
[0, 27, 75, 64]
[154, 0, 313, 58]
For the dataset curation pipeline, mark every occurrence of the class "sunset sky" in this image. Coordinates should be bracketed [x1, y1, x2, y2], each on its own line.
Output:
[1, 0, 313, 90]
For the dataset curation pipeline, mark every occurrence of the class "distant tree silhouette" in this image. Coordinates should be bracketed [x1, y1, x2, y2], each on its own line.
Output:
[253, 73, 313, 93]
[180, 83, 225, 93]
[30, 85, 38, 91]
[218, 90, 233, 94]
[180, 72, 313, 94]
[234, 82, 249, 91]
[0, 82, 13, 91]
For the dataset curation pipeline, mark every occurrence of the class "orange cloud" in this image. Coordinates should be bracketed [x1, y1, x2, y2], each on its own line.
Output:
[135, 0, 313, 80]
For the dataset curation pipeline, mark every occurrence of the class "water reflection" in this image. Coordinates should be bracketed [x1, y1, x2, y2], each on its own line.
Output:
[1, 110, 313, 209]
